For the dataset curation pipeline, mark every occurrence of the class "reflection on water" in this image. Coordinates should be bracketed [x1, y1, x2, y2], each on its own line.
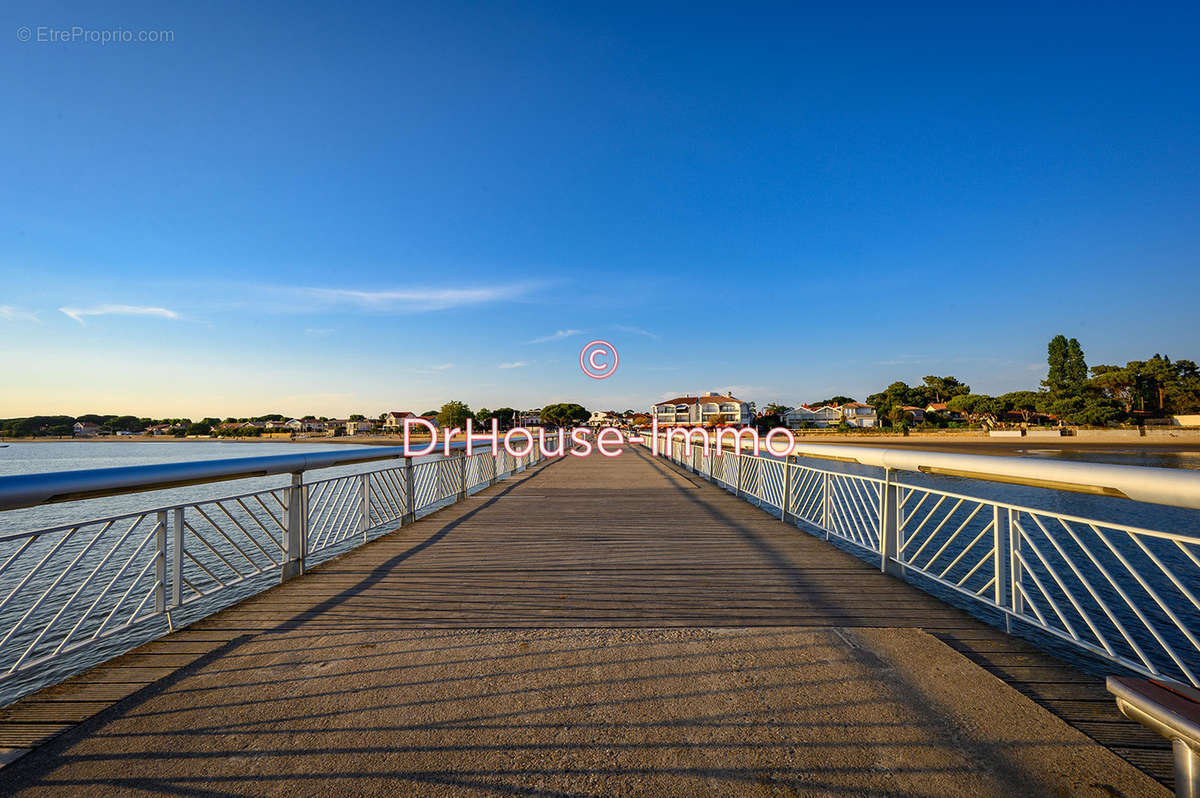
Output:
[1019, 447, 1200, 472]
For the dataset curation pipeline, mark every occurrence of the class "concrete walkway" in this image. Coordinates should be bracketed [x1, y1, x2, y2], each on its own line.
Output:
[0, 448, 1169, 796]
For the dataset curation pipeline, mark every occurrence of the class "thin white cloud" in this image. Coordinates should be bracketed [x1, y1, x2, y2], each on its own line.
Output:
[527, 329, 582, 344]
[615, 325, 659, 340]
[0, 306, 40, 323]
[431, 363, 454, 371]
[59, 305, 180, 325]
[498, 361, 529, 369]
[290, 284, 533, 312]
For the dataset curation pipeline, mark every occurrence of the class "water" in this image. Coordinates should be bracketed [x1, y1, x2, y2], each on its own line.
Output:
[0, 440, 406, 534]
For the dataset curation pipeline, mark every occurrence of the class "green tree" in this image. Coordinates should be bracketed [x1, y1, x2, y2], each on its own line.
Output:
[186, 422, 212, 436]
[475, 408, 493, 425]
[1045, 334, 1069, 394]
[999, 391, 1043, 423]
[540, 403, 588, 427]
[491, 408, 517, 428]
[921, 376, 970, 403]
[349, 414, 365, 421]
[764, 403, 790, 415]
[1065, 338, 1088, 389]
[436, 401, 473, 429]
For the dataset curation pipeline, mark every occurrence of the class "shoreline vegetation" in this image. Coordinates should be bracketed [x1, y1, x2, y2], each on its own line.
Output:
[3, 337, 1197, 450]
[2, 429, 1199, 457]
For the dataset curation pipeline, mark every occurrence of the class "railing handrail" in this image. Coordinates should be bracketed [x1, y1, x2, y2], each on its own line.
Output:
[0, 442, 485, 512]
[656, 432, 1200, 510]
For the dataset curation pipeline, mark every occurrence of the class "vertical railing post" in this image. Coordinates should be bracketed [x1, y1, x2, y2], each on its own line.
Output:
[735, 452, 744, 499]
[1009, 508, 1023, 622]
[360, 473, 370, 542]
[170, 508, 183, 608]
[488, 447, 497, 486]
[458, 451, 467, 500]
[880, 468, 903, 577]
[403, 456, 416, 524]
[993, 504, 1011, 632]
[781, 457, 792, 524]
[282, 472, 306, 581]
[822, 471, 831, 537]
[154, 511, 167, 613]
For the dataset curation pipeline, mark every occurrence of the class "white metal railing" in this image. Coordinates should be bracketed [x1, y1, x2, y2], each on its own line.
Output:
[0, 444, 542, 701]
[645, 432, 1200, 689]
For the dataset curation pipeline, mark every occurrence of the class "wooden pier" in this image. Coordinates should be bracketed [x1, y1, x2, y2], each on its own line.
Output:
[0, 446, 1173, 795]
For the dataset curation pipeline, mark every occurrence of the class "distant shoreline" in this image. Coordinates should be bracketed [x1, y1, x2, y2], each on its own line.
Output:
[2, 431, 1199, 456]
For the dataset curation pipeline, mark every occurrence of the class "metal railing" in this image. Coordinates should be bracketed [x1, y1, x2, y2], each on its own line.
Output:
[644, 432, 1200, 689]
[0, 443, 543, 701]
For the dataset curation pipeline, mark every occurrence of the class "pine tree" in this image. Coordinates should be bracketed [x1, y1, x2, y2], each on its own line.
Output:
[1045, 335, 1069, 394]
[1065, 338, 1088, 388]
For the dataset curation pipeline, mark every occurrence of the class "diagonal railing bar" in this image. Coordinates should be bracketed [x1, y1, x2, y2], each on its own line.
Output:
[182, 520, 246, 582]
[1050, 516, 1158, 671]
[91, 539, 159, 641]
[213, 501, 280, 566]
[1017, 518, 1113, 655]
[233, 496, 286, 551]
[643, 431, 1200, 688]
[189, 504, 261, 572]
[1013, 540, 1081, 640]
[12, 518, 157, 669]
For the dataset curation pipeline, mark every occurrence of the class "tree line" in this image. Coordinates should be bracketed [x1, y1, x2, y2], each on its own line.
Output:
[864, 336, 1200, 428]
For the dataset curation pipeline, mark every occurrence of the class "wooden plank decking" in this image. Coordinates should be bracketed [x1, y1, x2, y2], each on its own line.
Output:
[0, 445, 1174, 794]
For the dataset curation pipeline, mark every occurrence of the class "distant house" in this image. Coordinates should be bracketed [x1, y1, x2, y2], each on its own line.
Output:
[73, 422, 101, 437]
[900, 406, 926, 423]
[517, 409, 542, 427]
[839, 402, 878, 428]
[924, 402, 964, 422]
[146, 424, 173, 436]
[781, 402, 876, 429]
[345, 418, 377, 436]
[588, 410, 620, 428]
[652, 392, 752, 427]
[782, 405, 839, 428]
[381, 411, 416, 433]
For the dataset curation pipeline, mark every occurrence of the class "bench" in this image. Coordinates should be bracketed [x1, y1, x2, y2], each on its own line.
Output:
[1107, 676, 1200, 797]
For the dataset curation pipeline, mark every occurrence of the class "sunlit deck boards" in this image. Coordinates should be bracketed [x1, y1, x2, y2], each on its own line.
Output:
[0, 446, 1174, 793]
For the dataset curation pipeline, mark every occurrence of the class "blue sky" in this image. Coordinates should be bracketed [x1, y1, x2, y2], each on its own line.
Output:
[2, 1, 1198, 417]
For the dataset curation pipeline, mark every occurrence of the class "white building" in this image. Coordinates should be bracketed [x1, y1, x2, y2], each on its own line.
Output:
[345, 418, 377, 435]
[782, 403, 878, 429]
[381, 411, 416, 433]
[839, 402, 878, 428]
[73, 421, 101, 437]
[587, 410, 620, 428]
[652, 393, 752, 427]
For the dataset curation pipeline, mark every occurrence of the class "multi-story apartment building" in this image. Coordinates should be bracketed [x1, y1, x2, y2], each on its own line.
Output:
[651, 393, 753, 427]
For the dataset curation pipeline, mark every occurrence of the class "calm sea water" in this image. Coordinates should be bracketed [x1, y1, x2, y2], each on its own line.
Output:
[0, 440, 414, 534]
